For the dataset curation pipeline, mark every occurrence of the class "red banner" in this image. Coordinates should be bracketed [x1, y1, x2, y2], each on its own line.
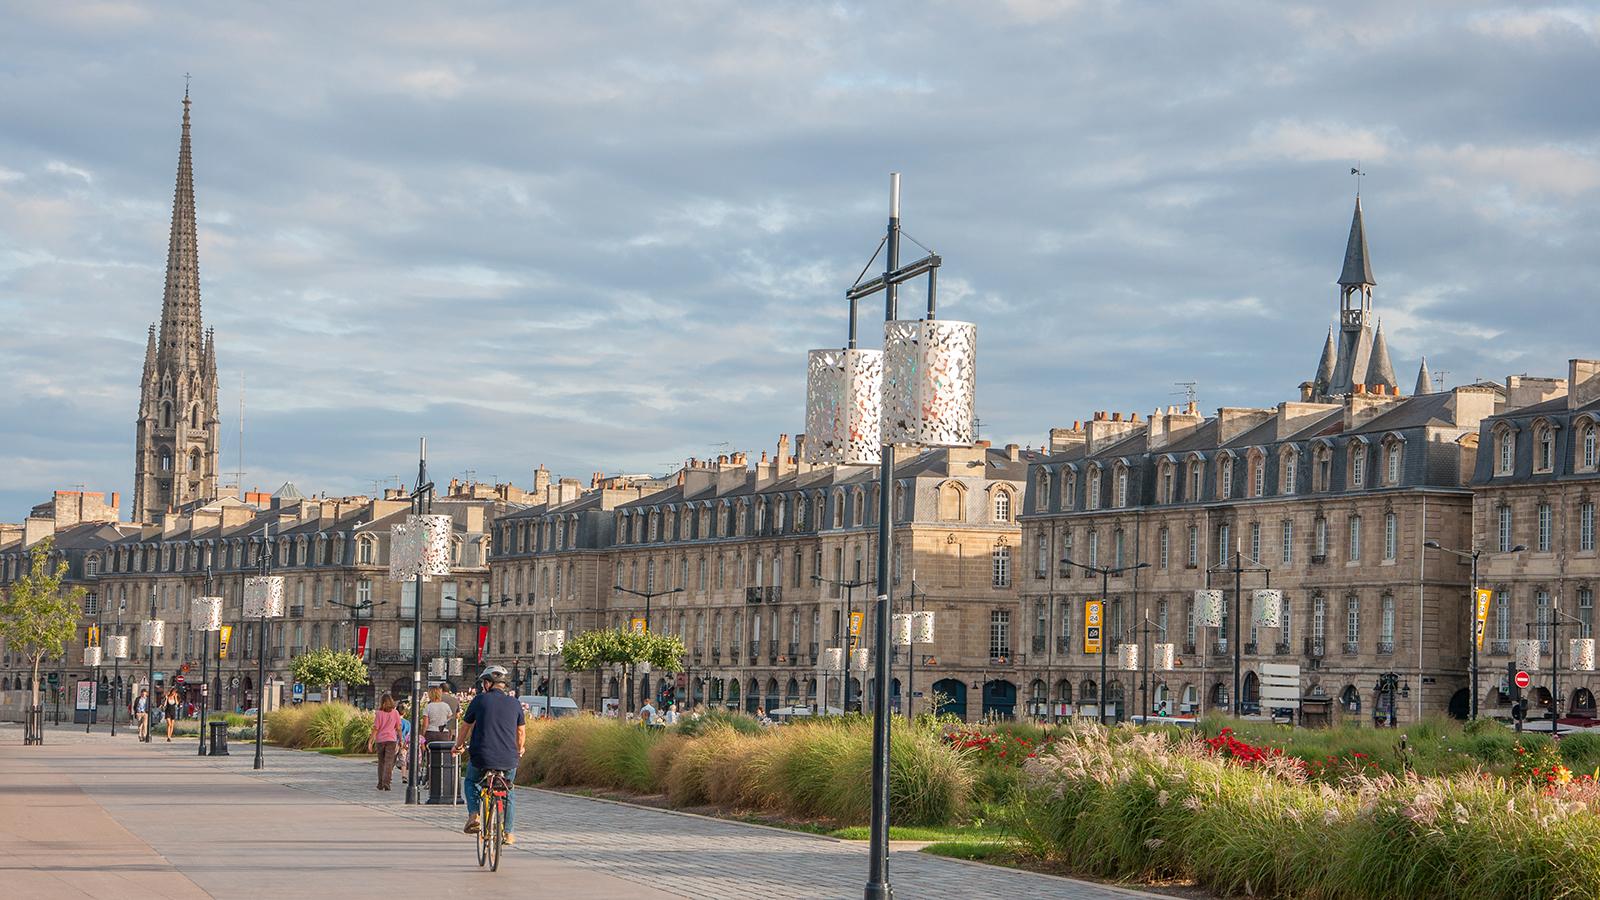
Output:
[476, 625, 490, 663]
[356, 626, 370, 659]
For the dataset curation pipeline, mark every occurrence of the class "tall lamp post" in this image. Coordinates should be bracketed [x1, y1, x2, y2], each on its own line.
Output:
[108, 595, 128, 736]
[1203, 547, 1271, 716]
[1423, 540, 1526, 721]
[812, 574, 867, 713]
[245, 521, 284, 770]
[193, 574, 222, 756]
[1060, 558, 1150, 723]
[388, 437, 450, 805]
[330, 595, 386, 706]
[85, 599, 102, 735]
[140, 578, 162, 742]
[614, 585, 680, 712]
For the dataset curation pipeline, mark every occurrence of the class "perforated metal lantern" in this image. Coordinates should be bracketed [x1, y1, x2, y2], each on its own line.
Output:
[1118, 643, 1139, 671]
[1252, 589, 1283, 629]
[883, 319, 977, 446]
[1153, 643, 1176, 671]
[191, 596, 223, 632]
[911, 611, 936, 645]
[429, 657, 447, 678]
[140, 619, 165, 647]
[1515, 639, 1542, 672]
[449, 657, 464, 677]
[107, 635, 130, 659]
[1195, 590, 1225, 628]
[892, 613, 912, 646]
[821, 647, 845, 671]
[411, 514, 454, 578]
[243, 576, 286, 618]
[850, 648, 870, 672]
[387, 522, 420, 581]
[84, 646, 103, 668]
[1572, 638, 1597, 672]
[804, 348, 884, 465]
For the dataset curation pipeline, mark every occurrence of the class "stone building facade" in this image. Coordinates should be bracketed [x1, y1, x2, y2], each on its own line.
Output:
[1469, 359, 1600, 722]
[485, 436, 1029, 719]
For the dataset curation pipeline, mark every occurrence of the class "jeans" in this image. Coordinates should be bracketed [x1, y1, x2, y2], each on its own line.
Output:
[464, 761, 514, 833]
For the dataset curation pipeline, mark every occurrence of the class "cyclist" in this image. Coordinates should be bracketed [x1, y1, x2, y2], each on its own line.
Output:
[454, 665, 526, 844]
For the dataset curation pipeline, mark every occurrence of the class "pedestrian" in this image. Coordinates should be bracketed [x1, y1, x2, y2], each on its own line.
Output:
[442, 681, 461, 719]
[424, 686, 454, 744]
[368, 693, 402, 791]
[164, 688, 180, 742]
[397, 702, 413, 782]
[640, 698, 657, 726]
[134, 688, 151, 742]
[663, 702, 680, 726]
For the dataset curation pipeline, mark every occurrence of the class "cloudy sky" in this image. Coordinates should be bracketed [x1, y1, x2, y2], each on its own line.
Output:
[2, 1, 1597, 520]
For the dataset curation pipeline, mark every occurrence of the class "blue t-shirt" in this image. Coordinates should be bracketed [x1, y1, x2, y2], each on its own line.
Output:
[463, 689, 524, 771]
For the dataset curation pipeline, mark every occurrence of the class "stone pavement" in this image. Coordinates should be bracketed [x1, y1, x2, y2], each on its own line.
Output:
[0, 724, 1156, 899]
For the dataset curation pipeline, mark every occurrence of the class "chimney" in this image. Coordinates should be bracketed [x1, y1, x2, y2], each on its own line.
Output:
[1005, 443, 1020, 461]
[1571, 359, 1600, 410]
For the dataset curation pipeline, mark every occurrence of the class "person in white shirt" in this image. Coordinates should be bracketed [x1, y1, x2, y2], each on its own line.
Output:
[639, 700, 657, 726]
[423, 686, 455, 743]
[663, 702, 680, 726]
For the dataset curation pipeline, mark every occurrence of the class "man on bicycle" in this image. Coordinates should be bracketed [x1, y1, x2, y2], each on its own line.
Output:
[454, 665, 525, 844]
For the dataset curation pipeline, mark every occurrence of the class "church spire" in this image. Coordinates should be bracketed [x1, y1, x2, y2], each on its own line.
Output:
[157, 89, 202, 365]
[1414, 356, 1434, 395]
[1313, 328, 1336, 390]
[1338, 196, 1374, 288]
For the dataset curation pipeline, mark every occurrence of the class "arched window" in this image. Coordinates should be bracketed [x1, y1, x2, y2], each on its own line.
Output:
[189, 448, 201, 474]
[1535, 423, 1556, 473]
[1087, 465, 1102, 510]
[1497, 428, 1516, 476]
[1385, 440, 1402, 485]
[1035, 470, 1051, 512]
[1584, 422, 1599, 471]
[190, 405, 200, 429]
[993, 489, 1012, 523]
[1114, 465, 1129, 508]
[1349, 442, 1367, 489]
[1281, 448, 1298, 495]
[1219, 455, 1234, 499]
[161, 401, 173, 429]
[938, 482, 966, 522]
[159, 448, 173, 472]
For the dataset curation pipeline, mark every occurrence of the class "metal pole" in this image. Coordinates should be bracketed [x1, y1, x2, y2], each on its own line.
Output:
[89, 602, 101, 734]
[406, 438, 428, 805]
[147, 585, 156, 741]
[1470, 553, 1480, 721]
[112, 601, 121, 737]
[1233, 551, 1242, 715]
[199, 566, 211, 755]
[865, 171, 899, 900]
[1142, 616, 1150, 722]
[254, 522, 270, 770]
[1100, 568, 1109, 724]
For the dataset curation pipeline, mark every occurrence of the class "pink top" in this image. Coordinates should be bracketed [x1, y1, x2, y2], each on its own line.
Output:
[373, 709, 402, 743]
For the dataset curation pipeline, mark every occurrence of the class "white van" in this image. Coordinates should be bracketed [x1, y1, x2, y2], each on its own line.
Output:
[517, 695, 581, 719]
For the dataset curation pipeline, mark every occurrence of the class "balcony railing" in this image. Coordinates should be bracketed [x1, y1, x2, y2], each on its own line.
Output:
[710, 648, 721, 663]
[728, 645, 740, 663]
[1244, 642, 1258, 655]
[1377, 641, 1395, 655]
[289, 605, 304, 618]
[768, 640, 779, 662]
[1490, 640, 1510, 655]
[1032, 635, 1046, 653]
[788, 643, 800, 660]
[748, 640, 760, 659]
[1342, 641, 1361, 655]
[1310, 554, 1327, 565]
[744, 586, 785, 604]
[1274, 642, 1292, 656]
[1057, 636, 1071, 654]
[1305, 638, 1325, 658]
[1182, 641, 1197, 655]
[1211, 640, 1228, 656]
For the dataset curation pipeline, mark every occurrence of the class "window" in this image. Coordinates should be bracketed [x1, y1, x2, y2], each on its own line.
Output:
[1217, 523, 1230, 564]
[1536, 588, 1552, 650]
[1187, 526, 1199, 567]
[989, 610, 1012, 658]
[1190, 463, 1202, 501]
[439, 626, 457, 653]
[358, 539, 374, 565]
[1498, 430, 1515, 475]
[1314, 446, 1332, 492]
[1035, 471, 1051, 512]
[1580, 588, 1594, 639]
[1351, 447, 1365, 489]
[1159, 528, 1169, 569]
[1498, 506, 1514, 553]
[356, 579, 371, 605]
[399, 625, 415, 650]
[1315, 517, 1328, 557]
[1185, 596, 1196, 645]
[1495, 590, 1511, 642]
[440, 582, 457, 619]
[1384, 512, 1397, 561]
[1282, 450, 1297, 494]
[1088, 531, 1099, 568]
[1063, 469, 1077, 509]
[1035, 533, 1048, 579]
[1115, 468, 1129, 508]
[1536, 426, 1555, 472]
[1220, 456, 1233, 499]
[1088, 467, 1101, 510]
[1348, 516, 1362, 562]
[1585, 425, 1599, 471]
[1345, 596, 1360, 645]
[1281, 521, 1294, 565]
[1313, 595, 1326, 640]
[1162, 465, 1175, 504]
[985, 538, 1011, 589]
[1157, 599, 1168, 637]
[1281, 593, 1293, 643]
[1583, 502, 1595, 552]
[1379, 596, 1395, 647]
[1538, 503, 1553, 552]
[1253, 456, 1265, 498]
[1249, 522, 1261, 562]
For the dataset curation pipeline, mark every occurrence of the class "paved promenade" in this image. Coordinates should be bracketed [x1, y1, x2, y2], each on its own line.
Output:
[0, 724, 1153, 899]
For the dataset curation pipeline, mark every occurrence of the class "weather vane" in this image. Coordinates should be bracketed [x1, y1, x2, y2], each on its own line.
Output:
[1350, 163, 1365, 196]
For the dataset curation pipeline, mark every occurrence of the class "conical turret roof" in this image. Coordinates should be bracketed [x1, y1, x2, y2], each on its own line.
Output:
[1338, 197, 1375, 287]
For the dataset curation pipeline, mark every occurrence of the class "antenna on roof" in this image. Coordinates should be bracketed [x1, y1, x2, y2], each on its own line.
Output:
[1172, 382, 1198, 405]
[226, 372, 247, 501]
[1434, 370, 1450, 393]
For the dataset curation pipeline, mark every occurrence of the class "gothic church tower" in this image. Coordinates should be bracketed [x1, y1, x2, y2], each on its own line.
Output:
[133, 89, 220, 524]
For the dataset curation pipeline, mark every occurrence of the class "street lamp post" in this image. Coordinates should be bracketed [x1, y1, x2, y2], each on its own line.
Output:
[145, 577, 157, 741]
[110, 596, 125, 736]
[1200, 548, 1270, 716]
[330, 595, 386, 707]
[1060, 558, 1150, 723]
[1423, 540, 1526, 721]
[614, 584, 681, 713]
[401, 438, 440, 806]
[251, 521, 276, 770]
[813, 575, 867, 714]
[198, 566, 213, 756]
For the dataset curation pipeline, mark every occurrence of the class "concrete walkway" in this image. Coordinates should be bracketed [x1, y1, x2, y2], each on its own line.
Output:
[0, 724, 1155, 899]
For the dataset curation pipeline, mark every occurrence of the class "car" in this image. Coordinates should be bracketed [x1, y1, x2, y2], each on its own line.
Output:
[516, 695, 580, 718]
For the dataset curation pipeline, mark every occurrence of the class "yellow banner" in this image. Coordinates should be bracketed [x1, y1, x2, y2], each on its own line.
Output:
[1084, 600, 1104, 655]
[219, 625, 232, 659]
[1475, 588, 1493, 650]
[87, 625, 100, 647]
[629, 617, 646, 634]
[848, 611, 865, 652]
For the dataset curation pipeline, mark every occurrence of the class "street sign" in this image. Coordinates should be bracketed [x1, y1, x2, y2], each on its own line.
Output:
[629, 617, 646, 634]
[47, 672, 59, 685]
[1259, 662, 1302, 709]
[1084, 600, 1104, 654]
[1515, 670, 1532, 689]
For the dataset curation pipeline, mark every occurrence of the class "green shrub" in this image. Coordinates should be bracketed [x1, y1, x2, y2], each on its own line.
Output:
[674, 707, 762, 737]
[264, 706, 312, 747]
[1562, 732, 1600, 773]
[340, 710, 374, 754]
[305, 703, 358, 748]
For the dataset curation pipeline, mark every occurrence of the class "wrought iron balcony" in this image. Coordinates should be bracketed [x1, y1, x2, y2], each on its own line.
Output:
[1274, 642, 1292, 656]
[710, 648, 720, 663]
[1182, 642, 1197, 655]
[1244, 642, 1258, 655]
[289, 605, 304, 618]
[1342, 641, 1361, 655]
[768, 640, 779, 661]
[1490, 640, 1510, 655]
[1057, 636, 1071, 654]
[1377, 641, 1395, 655]
[1211, 640, 1229, 656]
[1304, 638, 1325, 658]
[1032, 635, 1046, 653]
[748, 640, 760, 658]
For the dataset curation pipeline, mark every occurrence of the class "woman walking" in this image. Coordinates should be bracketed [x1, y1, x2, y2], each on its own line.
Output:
[163, 688, 180, 742]
[368, 693, 402, 790]
[424, 686, 454, 744]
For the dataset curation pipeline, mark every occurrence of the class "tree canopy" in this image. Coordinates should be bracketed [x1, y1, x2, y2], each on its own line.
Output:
[561, 628, 685, 673]
[289, 648, 370, 696]
[0, 537, 85, 707]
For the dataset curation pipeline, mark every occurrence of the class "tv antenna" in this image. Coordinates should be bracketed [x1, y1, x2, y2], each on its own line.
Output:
[226, 372, 247, 500]
[1172, 382, 1198, 406]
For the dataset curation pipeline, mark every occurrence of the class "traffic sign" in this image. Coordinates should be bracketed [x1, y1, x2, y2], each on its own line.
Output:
[1514, 670, 1532, 689]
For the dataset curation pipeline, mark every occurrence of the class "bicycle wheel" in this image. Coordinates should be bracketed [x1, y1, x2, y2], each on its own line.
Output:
[476, 790, 491, 867]
[487, 792, 503, 872]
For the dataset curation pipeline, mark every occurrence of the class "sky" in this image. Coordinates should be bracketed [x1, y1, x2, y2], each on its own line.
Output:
[2, 1, 1598, 521]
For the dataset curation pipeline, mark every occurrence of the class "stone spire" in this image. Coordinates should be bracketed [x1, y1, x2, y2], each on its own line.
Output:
[1368, 321, 1397, 392]
[1338, 196, 1374, 288]
[140, 325, 158, 401]
[157, 86, 202, 366]
[1414, 357, 1434, 395]
[1313, 328, 1337, 390]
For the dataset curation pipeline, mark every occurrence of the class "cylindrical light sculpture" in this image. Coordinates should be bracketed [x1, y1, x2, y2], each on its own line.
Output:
[107, 635, 130, 659]
[1252, 589, 1283, 628]
[1153, 643, 1176, 671]
[1514, 639, 1542, 672]
[243, 576, 286, 619]
[1195, 590, 1225, 628]
[140, 619, 165, 647]
[882, 320, 977, 446]
[1118, 643, 1139, 671]
[804, 348, 884, 465]
[850, 648, 870, 672]
[821, 648, 845, 671]
[84, 646, 103, 667]
[892, 613, 912, 646]
[191, 596, 223, 632]
[911, 611, 936, 644]
[1571, 638, 1596, 672]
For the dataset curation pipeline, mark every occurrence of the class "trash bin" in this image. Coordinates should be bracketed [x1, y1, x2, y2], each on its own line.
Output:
[426, 740, 462, 805]
[208, 719, 230, 756]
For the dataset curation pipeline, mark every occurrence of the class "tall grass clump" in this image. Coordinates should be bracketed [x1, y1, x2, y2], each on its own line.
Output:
[519, 716, 664, 793]
[674, 708, 763, 736]
[304, 702, 358, 748]
[264, 706, 312, 747]
[340, 710, 374, 754]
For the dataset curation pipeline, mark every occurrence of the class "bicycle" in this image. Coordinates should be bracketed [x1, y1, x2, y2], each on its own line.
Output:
[475, 768, 510, 871]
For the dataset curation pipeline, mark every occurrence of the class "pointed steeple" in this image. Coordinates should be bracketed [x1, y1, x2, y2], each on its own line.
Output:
[1368, 321, 1397, 391]
[1313, 328, 1337, 389]
[1414, 357, 1434, 395]
[140, 325, 158, 400]
[158, 88, 202, 365]
[1338, 197, 1374, 288]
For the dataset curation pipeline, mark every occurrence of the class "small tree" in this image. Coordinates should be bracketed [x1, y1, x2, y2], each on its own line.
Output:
[0, 538, 85, 711]
[289, 648, 369, 701]
[561, 628, 685, 674]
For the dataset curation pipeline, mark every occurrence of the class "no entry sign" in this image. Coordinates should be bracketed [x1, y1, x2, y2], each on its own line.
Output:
[1514, 670, 1532, 689]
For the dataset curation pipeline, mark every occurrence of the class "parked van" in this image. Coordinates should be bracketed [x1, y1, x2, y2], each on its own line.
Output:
[517, 695, 580, 718]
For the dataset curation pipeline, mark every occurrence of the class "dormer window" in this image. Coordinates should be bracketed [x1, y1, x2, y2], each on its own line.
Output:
[1189, 462, 1203, 501]
[1385, 441, 1402, 485]
[1497, 428, 1516, 476]
[1114, 466, 1129, 508]
[1281, 449, 1298, 495]
[1251, 454, 1265, 498]
[1535, 423, 1556, 474]
[1087, 466, 1102, 511]
[1350, 445, 1366, 490]
[1219, 456, 1233, 499]
[1035, 470, 1051, 512]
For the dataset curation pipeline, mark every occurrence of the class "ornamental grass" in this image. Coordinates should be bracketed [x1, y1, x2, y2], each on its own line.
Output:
[304, 702, 358, 748]
[1015, 722, 1600, 899]
[339, 709, 373, 754]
